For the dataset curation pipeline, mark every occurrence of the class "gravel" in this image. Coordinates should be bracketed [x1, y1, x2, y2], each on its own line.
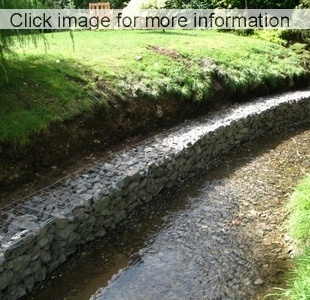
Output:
[91, 128, 310, 300]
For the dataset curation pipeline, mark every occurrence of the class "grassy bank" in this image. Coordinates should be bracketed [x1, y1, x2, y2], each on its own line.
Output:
[285, 173, 310, 299]
[0, 30, 308, 144]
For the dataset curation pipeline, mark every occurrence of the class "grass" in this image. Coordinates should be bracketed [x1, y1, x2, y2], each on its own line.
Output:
[252, 30, 288, 46]
[284, 173, 310, 300]
[0, 30, 308, 144]
[0, 56, 96, 144]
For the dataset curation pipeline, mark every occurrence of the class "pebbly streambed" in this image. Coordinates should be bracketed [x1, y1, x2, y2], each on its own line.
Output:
[91, 128, 310, 300]
[28, 126, 310, 300]
[0, 90, 310, 299]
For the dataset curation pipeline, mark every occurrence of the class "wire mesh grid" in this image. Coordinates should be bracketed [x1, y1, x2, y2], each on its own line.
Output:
[0, 201, 56, 248]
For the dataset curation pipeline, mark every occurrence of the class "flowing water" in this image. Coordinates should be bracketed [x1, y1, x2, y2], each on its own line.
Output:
[26, 125, 310, 300]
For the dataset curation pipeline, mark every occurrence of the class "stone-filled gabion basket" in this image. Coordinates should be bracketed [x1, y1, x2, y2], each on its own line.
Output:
[0, 90, 310, 299]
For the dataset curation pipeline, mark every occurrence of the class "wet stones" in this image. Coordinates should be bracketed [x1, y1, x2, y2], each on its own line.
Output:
[0, 90, 310, 299]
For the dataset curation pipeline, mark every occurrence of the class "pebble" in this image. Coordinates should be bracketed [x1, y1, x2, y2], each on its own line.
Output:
[254, 278, 264, 285]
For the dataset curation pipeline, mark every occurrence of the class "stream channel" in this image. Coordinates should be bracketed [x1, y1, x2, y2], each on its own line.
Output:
[26, 124, 310, 300]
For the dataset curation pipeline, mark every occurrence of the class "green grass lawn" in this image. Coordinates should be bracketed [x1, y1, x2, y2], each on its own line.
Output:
[285, 173, 310, 299]
[0, 30, 308, 144]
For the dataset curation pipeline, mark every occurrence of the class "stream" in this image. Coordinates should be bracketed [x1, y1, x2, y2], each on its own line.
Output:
[26, 125, 310, 300]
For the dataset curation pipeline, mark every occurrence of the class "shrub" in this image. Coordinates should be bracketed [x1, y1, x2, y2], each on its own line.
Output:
[279, 0, 310, 46]
[165, 0, 299, 9]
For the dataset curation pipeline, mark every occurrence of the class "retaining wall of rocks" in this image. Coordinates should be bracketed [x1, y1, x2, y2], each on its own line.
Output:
[0, 90, 310, 299]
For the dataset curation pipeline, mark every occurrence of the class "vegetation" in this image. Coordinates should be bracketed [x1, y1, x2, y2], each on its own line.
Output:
[165, 0, 299, 9]
[37, 0, 75, 8]
[0, 2, 309, 146]
[0, 0, 43, 59]
[278, 0, 310, 47]
[0, 30, 307, 145]
[45, 0, 124, 9]
[28, 0, 305, 9]
[284, 173, 310, 299]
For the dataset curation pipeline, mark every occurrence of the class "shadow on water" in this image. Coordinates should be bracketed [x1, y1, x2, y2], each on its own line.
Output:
[26, 122, 310, 300]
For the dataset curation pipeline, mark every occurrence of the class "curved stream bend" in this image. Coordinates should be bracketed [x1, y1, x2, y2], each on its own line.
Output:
[29, 127, 310, 300]
[91, 127, 310, 300]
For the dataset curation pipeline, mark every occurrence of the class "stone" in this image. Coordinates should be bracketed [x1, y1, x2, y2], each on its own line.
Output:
[40, 251, 52, 263]
[113, 210, 126, 223]
[59, 253, 66, 264]
[52, 240, 67, 253]
[56, 215, 68, 228]
[11, 255, 31, 273]
[34, 266, 46, 282]
[126, 182, 139, 194]
[114, 197, 127, 211]
[7, 284, 26, 299]
[55, 224, 75, 241]
[93, 197, 110, 213]
[37, 227, 48, 239]
[0, 269, 14, 290]
[170, 171, 178, 181]
[28, 244, 41, 261]
[11, 267, 32, 285]
[78, 222, 93, 237]
[30, 260, 41, 273]
[38, 237, 50, 248]
[254, 278, 264, 285]
[93, 190, 109, 203]
[127, 200, 142, 213]
[240, 127, 249, 134]
[32, 196, 43, 203]
[0, 253, 5, 266]
[10, 229, 31, 241]
[73, 208, 86, 219]
[24, 275, 35, 292]
[68, 232, 79, 244]
[47, 260, 60, 273]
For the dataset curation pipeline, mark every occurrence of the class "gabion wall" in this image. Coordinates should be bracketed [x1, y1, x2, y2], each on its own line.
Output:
[0, 90, 309, 299]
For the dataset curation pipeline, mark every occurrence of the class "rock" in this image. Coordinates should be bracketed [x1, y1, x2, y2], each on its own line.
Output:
[7, 284, 26, 299]
[84, 194, 93, 208]
[55, 224, 75, 241]
[126, 182, 139, 194]
[30, 260, 41, 273]
[28, 244, 41, 261]
[24, 275, 35, 292]
[0, 270, 14, 290]
[0, 253, 5, 266]
[11, 255, 31, 273]
[47, 260, 60, 273]
[254, 278, 264, 285]
[40, 251, 52, 263]
[240, 127, 249, 134]
[38, 237, 50, 248]
[94, 197, 110, 212]
[34, 267, 46, 282]
[56, 216, 68, 228]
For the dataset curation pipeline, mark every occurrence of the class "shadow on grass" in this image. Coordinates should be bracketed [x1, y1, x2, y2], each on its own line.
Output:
[136, 29, 202, 36]
[0, 55, 107, 144]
